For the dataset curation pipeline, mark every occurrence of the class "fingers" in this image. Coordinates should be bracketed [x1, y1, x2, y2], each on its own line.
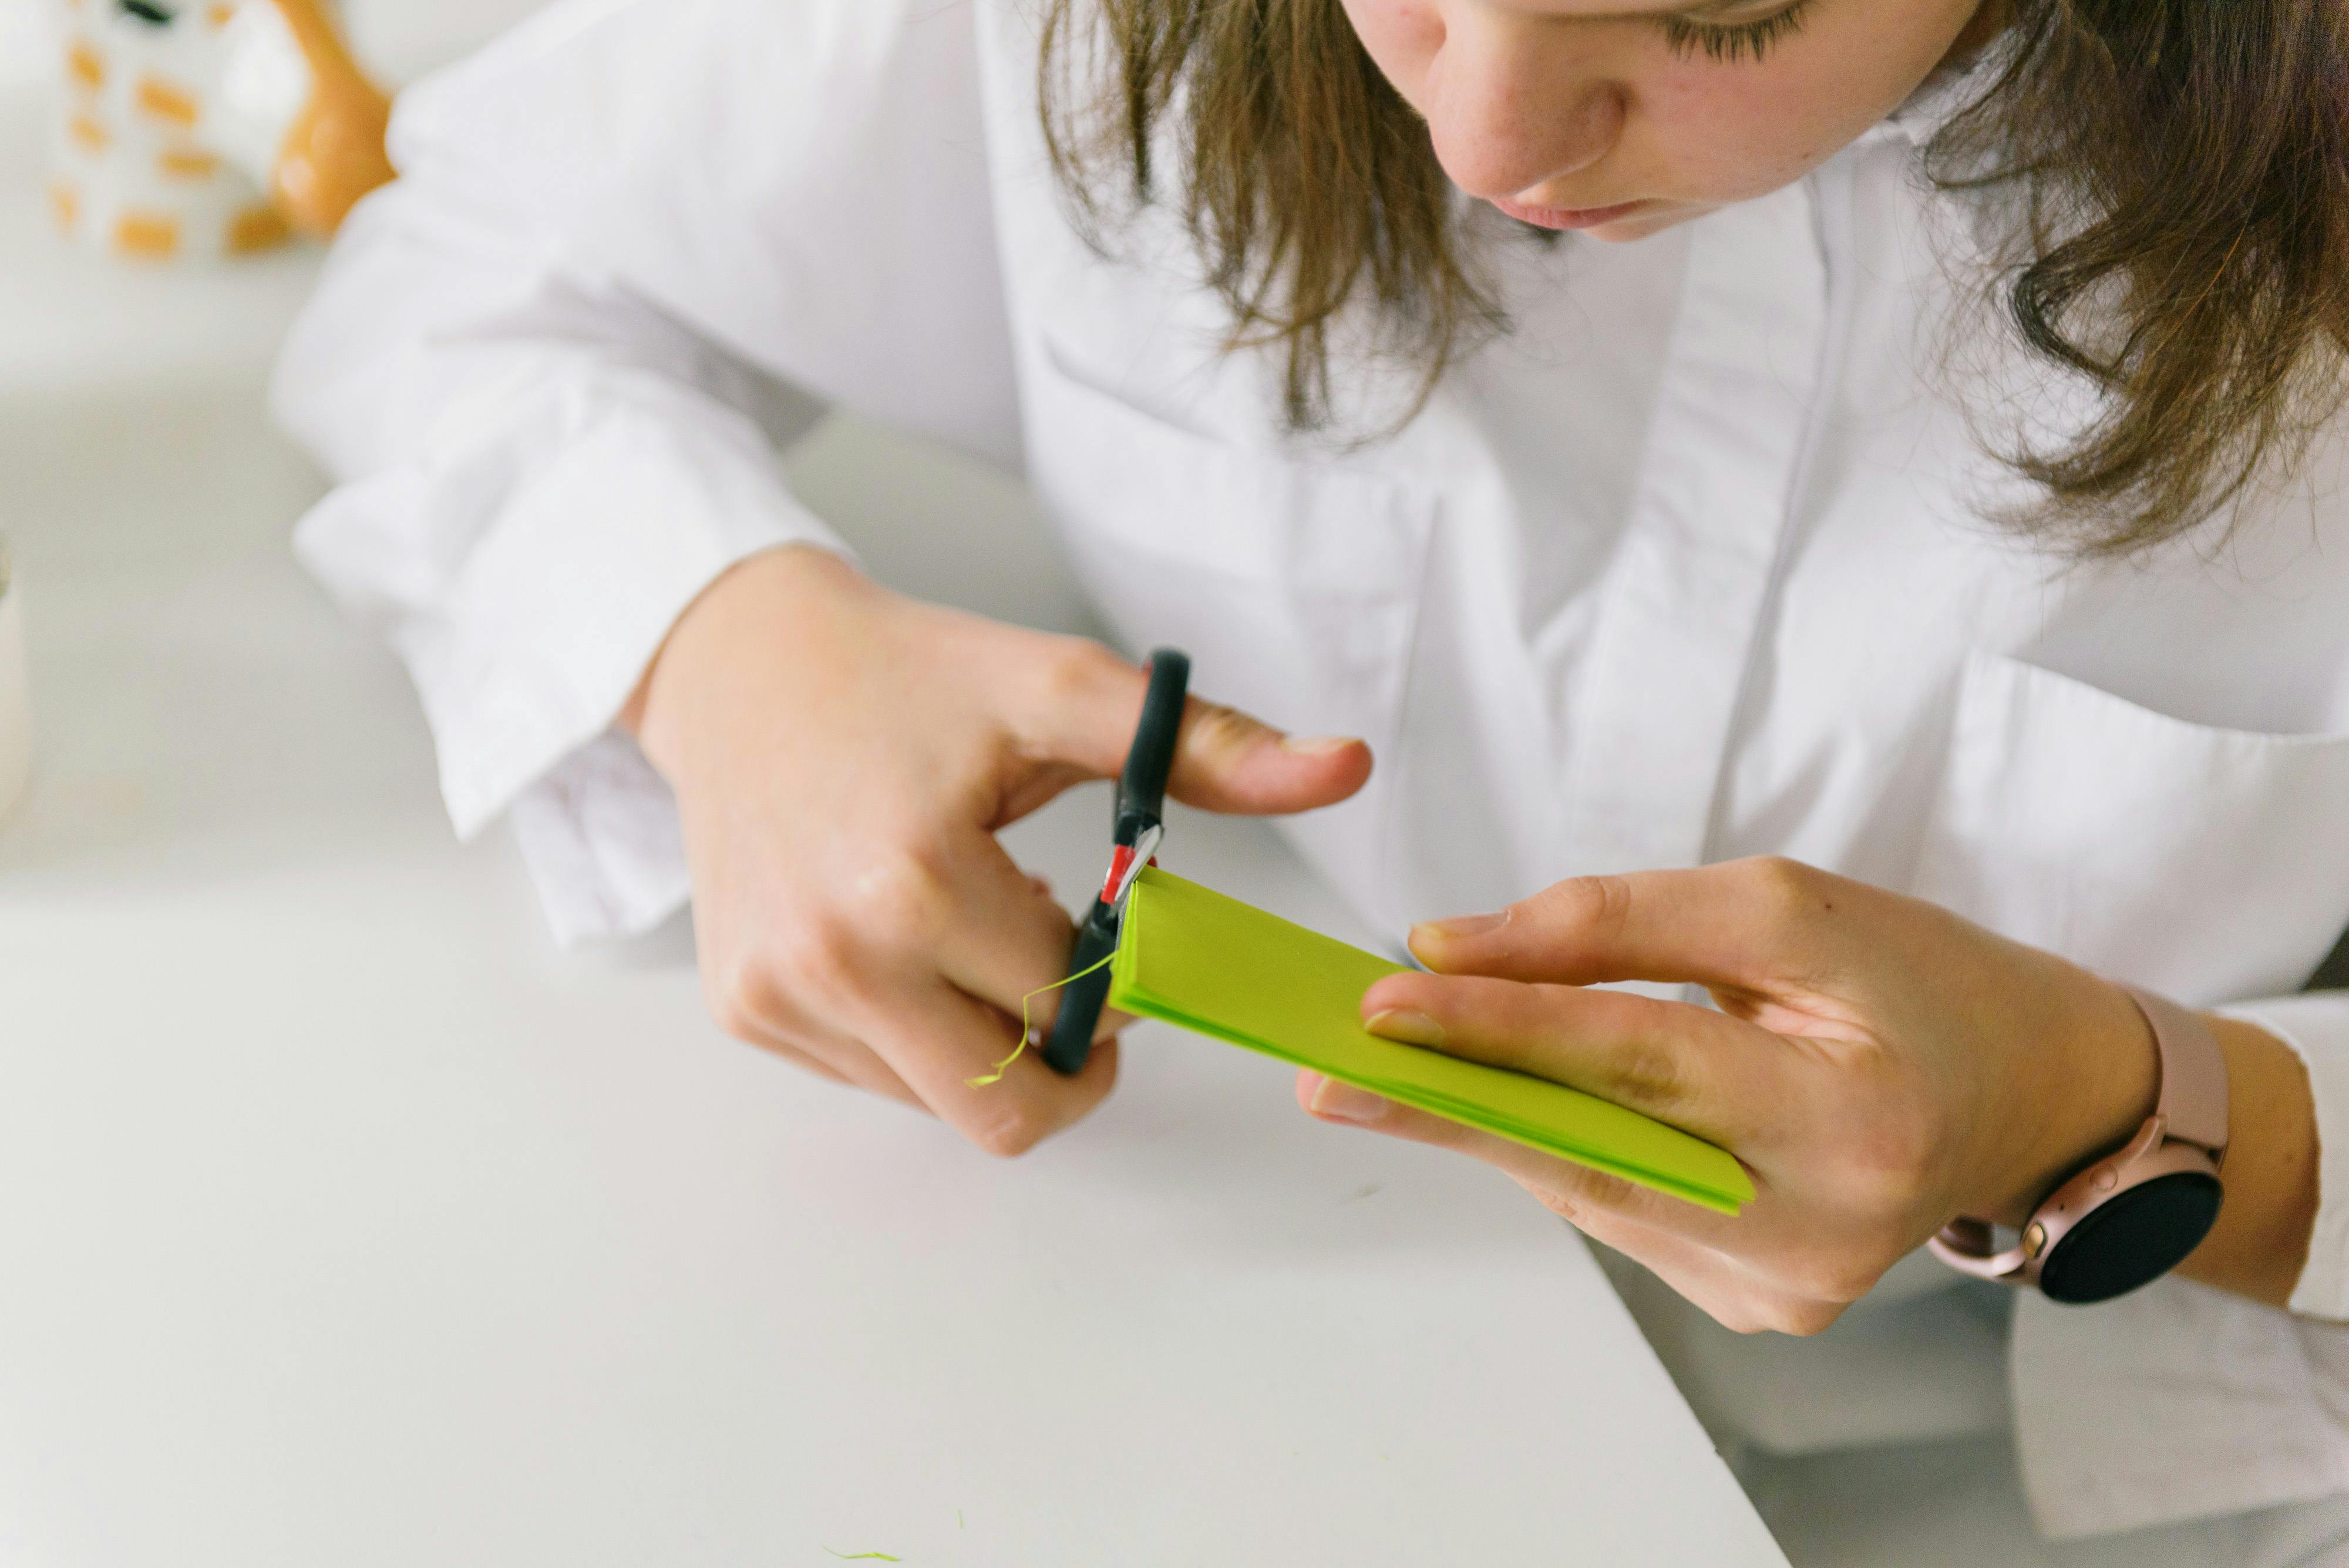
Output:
[716, 955, 1115, 1142]
[931, 835, 1136, 1048]
[1011, 641, 1373, 817]
[766, 1034, 928, 1110]
[1166, 699, 1374, 816]
[698, 875, 1109, 1145]
[1408, 856, 1869, 991]
[707, 977, 930, 1110]
[862, 982, 1121, 1157]
[696, 812, 1127, 1154]
[1358, 971, 1775, 1150]
[746, 1038, 852, 1088]
[1297, 1072, 1849, 1334]
[1294, 1070, 1744, 1241]
[934, 830, 1085, 1019]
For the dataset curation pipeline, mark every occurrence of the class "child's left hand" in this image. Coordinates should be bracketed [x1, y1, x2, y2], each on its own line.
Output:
[1298, 857, 2172, 1334]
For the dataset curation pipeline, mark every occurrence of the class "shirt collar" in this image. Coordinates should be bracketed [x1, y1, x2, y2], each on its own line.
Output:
[1867, 49, 2008, 152]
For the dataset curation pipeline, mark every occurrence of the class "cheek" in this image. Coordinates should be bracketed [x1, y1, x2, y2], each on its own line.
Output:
[1630, 1, 1978, 205]
[1634, 52, 1906, 204]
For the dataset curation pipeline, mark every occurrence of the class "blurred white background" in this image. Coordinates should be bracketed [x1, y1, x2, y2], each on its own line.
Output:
[0, 0, 1098, 631]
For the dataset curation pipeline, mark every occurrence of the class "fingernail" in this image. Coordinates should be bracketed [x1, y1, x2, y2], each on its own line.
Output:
[1364, 1008, 1446, 1048]
[1281, 733, 1361, 755]
[1310, 1076, 1392, 1125]
[1411, 911, 1509, 950]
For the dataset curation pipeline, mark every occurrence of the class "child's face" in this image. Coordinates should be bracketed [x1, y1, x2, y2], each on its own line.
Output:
[1340, 0, 1993, 240]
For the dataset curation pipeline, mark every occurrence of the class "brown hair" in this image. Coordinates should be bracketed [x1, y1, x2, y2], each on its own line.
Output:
[1040, 0, 2349, 555]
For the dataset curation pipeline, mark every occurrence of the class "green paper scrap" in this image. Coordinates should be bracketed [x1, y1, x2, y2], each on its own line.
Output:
[1108, 869, 1754, 1216]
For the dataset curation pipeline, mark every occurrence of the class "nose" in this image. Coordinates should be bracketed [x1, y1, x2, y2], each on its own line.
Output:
[1420, 14, 1624, 203]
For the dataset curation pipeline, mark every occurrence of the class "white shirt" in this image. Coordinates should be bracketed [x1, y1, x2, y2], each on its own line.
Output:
[275, 0, 2349, 1543]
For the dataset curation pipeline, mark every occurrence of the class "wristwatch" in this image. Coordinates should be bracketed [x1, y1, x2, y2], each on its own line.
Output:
[1930, 985, 2229, 1305]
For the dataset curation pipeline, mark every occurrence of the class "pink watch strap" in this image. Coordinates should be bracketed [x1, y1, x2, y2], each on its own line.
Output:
[2126, 984, 2229, 1159]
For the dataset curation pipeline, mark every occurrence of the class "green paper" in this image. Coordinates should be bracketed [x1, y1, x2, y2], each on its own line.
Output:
[1108, 869, 1754, 1216]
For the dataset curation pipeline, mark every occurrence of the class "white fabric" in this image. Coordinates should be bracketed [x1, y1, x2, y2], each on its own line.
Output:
[274, 0, 2349, 1546]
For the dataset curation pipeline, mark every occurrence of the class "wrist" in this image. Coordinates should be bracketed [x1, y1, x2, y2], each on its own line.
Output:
[1971, 971, 2162, 1229]
[2177, 1017, 2317, 1307]
[624, 544, 870, 782]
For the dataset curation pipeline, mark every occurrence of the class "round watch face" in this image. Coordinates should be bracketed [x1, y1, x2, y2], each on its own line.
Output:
[2038, 1172, 2225, 1305]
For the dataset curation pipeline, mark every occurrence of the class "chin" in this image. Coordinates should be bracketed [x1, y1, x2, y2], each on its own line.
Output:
[1585, 202, 1715, 243]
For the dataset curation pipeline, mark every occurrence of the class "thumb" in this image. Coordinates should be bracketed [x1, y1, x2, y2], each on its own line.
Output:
[1408, 857, 1855, 990]
[1018, 642, 1372, 816]
[1164, 697, 1373, 816]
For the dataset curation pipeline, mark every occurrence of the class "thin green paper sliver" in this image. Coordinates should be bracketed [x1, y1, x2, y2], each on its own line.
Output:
[1108, 869, 1753, 1216]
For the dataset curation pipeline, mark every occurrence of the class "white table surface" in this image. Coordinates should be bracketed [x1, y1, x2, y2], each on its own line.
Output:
[0, 41, 1786, 1567]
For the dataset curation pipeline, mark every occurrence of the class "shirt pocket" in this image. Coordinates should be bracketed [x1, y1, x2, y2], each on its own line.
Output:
[1912, 650, 2349, 1004]
[1018, 341, 1437, 923]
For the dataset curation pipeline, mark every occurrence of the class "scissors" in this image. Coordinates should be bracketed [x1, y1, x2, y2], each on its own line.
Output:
[1040, 647, 1190, 1075]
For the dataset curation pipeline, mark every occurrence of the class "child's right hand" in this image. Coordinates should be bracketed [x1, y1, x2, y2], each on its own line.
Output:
[627, 545, 1374, 1155]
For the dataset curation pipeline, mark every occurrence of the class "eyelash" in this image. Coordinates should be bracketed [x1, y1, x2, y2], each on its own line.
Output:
[1658, 0, 1814, 63]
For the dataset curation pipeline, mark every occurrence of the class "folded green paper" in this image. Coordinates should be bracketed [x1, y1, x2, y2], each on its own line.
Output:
[1108, 869, 1753, 1216]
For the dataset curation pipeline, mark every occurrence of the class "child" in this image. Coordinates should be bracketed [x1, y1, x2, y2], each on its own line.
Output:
[278, 2, 2349, 1556]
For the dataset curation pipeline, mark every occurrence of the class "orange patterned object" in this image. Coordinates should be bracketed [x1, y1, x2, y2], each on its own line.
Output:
[46, 0, 395, 263]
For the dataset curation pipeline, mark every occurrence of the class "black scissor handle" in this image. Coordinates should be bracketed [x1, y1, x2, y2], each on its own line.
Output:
[1116, 648, 1190, 840]
[1041, 904, 1123, 1076]
[1044, 648, 1190, 1076]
